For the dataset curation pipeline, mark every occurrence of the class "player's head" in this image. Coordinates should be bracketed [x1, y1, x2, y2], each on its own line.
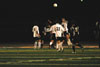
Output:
[61, 18, 66, 22]
[72, 24, 75, 27]
[96, 21, 99, 26]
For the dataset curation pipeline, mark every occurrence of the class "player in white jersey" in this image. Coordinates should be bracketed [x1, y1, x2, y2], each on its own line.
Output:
[55, 23, 65, 38]
[70, 24, 84, 53]
[32, 25, 41, 49]
[61, 18, 72, 47]
[55, 23, 65, 51]
[61, 18, 68, 34]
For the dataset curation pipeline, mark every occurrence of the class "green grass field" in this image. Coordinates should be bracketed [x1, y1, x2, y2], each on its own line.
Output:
[0, 48, 100, 67]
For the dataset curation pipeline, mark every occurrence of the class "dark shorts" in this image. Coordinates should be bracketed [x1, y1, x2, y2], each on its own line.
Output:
[34, 37, 40, 41]
[56, 37, 63, 41]
[64, 31, 68, 36]
[50, 33, 55, 40]
[45, 32, 51, 41]
[72, 36, 80, 44]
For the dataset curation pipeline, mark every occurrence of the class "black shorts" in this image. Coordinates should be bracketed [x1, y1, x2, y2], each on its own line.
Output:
[72, 36, 80, 44]
[50, 33, 55, 40]
[45, 32, 51, 41]
[34, 37, 40, 41]
[56, 37, 63, 41]
[64, 31, 68, 36]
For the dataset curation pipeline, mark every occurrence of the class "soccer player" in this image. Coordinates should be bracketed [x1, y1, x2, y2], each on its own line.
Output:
[61, 18, 69, 34]
[61, 18, 70, 46]
[70, 24, 84, 53]
[32, 25, 41, 49]
[55, 23, 65, 51]
[44, 19, 53, 43]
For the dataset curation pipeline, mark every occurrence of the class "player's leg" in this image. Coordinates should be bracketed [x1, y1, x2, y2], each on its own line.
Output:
[38, 39, 41, 49]
[49, 33, 52, 48]
[51, 33, 56, 49]
[41, 33, 44, 48]
[72, 44, 76, 53]
[61, 43, 64, 52]
[67, 33, 73, 48]
[56, 37, 60, 50]
[56, 41, 58, 50]
[49, 33, 55, 49]
[57, 40, 61, 52]
[34, 37, 38, 49]
[41, 40, 44, 48]
[77, 43, 84, 52]
[77, 43, 83, 48]
[34, 41, 38, 49]
[61, 39, 64, 52]
[49, 40, 54, 48]
[67, 39, 73, 48]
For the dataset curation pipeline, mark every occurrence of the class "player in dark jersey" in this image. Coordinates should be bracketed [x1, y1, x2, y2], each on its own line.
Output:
[70, 24, 84, 53]
[44, 19, 53, 43]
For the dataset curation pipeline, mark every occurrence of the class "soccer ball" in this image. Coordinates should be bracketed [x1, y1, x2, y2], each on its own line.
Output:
[53, 3, 58, 7]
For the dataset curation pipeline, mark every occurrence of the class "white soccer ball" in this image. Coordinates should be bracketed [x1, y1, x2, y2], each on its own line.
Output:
[53, 3, 58, 7]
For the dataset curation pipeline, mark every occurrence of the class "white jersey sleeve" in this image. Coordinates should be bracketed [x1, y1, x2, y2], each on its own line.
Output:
[50, 25, 56, 33]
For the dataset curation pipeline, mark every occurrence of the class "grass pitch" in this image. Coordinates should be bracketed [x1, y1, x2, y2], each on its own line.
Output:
[0, 48, 100, 67]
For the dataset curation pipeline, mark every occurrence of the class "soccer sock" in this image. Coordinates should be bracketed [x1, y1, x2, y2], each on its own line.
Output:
[51, 44, 54, 48]
[38, 42, 41, 48]
[56, 44, 58, 49]
[50, 42, 53, 45]
[34, 41, 38, 48]
[49, 42, 53, 48]
[61, 47, 63, 51]
[72, 45, 75, 52]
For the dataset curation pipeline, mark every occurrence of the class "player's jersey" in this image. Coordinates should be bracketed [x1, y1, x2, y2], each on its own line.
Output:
[62, 21, 68, 33]
[50, 24, 56, 34]
[32, 25, 39, 37]
[75, 26, 79, 33]
[70, 26, 79, 36]
[55, 23, 64, 37]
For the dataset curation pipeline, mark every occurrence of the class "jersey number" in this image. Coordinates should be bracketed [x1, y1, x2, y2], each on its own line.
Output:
[56, 27, 60, 31]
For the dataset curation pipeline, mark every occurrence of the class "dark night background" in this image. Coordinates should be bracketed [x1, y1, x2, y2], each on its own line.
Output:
[0, 0, 100, 43]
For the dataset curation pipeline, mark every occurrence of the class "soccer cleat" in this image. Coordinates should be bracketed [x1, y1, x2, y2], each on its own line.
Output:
[72, 52, 76, 54]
